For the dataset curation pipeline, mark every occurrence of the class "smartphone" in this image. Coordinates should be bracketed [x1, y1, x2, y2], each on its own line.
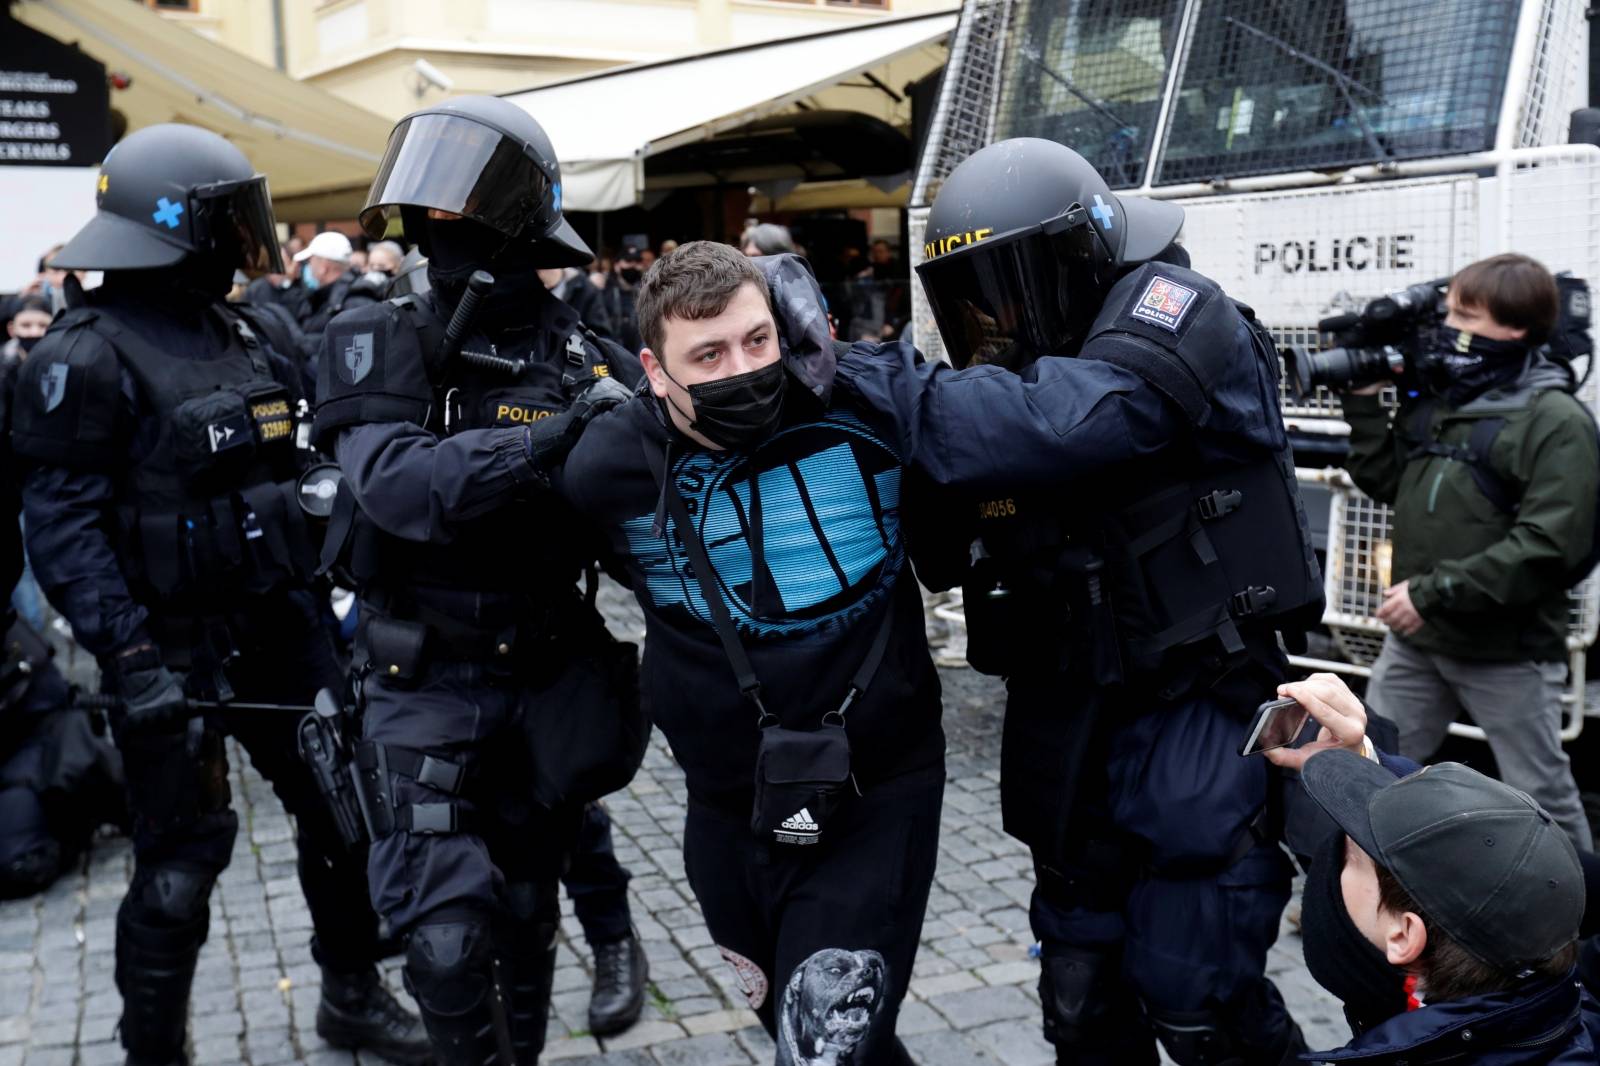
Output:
[1240, 696, 1312, 756]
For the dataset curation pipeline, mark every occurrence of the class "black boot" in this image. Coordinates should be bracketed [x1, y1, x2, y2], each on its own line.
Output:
[587, 930, 648, 1036]
[316, 965, 434, 1065]
[115, 900, 206, 1066]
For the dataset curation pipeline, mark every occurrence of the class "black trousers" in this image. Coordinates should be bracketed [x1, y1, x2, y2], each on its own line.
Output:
[360, 659, 575, 934]
[684, 767, 942, 1066]
[563, 801, 633, 947]
[120, 588, 382, 971]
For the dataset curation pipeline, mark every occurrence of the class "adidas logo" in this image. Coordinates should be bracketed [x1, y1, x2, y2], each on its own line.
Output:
[780, 808, 819, 832]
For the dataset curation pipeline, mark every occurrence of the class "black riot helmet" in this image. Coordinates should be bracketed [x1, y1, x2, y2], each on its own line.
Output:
[51, 123, 283, 276]
[360, 95, 592, 268]
[918, 137, 1184, 370]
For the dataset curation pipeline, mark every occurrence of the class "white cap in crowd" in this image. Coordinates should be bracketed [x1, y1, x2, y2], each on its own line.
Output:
[293, 231, 354, 263]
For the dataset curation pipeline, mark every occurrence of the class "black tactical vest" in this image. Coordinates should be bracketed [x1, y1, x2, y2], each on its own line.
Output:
[964, 266, 1324, 704]
[320, 294, 616, 646]
[73, 307, 314, 611]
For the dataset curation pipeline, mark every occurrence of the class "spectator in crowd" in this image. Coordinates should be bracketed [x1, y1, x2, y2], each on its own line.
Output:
[658, 238, 679, 258]
[348, 248, 369, 273]
[1342, 253, 1597, 852]
[366, 239, 404, 276]
[24, 246, 68, 311]
[589, 253, 612, 290]
[1, 297, 50, 362]
[848, 239, 908, 342]
[598, 243, 646, 354]
[245, 241, 311, 321]
[540, 265, 616, 340]
[740, 222, 795, 257]
[639, 247, 656, 270]
[1264, 674, 1594, 1062]
[293, 231, 385, 356]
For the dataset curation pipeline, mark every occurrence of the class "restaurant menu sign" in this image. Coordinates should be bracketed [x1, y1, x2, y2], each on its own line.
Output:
[0, 15, 110, 167]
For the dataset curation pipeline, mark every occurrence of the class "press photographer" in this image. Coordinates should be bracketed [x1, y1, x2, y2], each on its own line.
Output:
[1323, 253, 1598, 851]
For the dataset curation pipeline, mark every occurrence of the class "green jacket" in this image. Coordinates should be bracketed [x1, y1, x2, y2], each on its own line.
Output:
[1343, 360, 1598, 662]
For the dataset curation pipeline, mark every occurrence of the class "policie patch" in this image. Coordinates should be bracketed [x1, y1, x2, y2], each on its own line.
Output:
[1129, 275, 1199, 333]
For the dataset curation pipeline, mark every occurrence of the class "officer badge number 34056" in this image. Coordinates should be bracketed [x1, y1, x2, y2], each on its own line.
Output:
[1130, 275, 1198, 333]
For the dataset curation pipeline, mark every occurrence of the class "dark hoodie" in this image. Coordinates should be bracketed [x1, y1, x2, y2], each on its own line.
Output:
[557, 256, 1182, 813]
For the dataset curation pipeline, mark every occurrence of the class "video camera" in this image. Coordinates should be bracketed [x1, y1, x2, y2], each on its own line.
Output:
[1282, 272, 1593, 399]
[1283, 279, 1447, 399]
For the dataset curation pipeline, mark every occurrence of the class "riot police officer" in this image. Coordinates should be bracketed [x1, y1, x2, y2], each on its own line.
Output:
[10, 125, 429, 1066]
[913, 139, 1324, 1065]
[312, 96, 643, 1064]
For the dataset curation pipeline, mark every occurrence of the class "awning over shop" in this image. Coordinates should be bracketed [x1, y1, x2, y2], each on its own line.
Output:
[12, 0, 392, 221]
[503, 11, 957, 212]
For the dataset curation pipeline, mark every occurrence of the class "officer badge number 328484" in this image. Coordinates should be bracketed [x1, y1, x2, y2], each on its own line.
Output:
[1130, 275, 1198, 333]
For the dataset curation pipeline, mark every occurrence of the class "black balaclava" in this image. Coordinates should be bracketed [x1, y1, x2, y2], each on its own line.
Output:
[1299, 832, 1412, 1036]
[1417, 325, 1529, 406]
[410, 210, 545, 328]
[101, 251, 234, 317]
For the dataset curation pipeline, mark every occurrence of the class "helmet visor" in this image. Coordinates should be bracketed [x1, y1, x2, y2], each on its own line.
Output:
[195, 176, 283, 278]
[360, 113, 553, 241]
[918, 210, 1110, 370]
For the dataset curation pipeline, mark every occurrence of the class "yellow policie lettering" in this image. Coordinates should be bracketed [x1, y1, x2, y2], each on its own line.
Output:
[977, 498, 1017, 520]
[923, 228, 994, 260]
[496, 404, 557, 424]
[593, 365, 611, 377]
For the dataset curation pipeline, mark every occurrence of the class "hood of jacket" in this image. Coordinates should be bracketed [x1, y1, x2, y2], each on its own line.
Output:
[1303, 971, 1593, 1065]
[752, 252, 836, 404]
[1457, 350, 1577, 416]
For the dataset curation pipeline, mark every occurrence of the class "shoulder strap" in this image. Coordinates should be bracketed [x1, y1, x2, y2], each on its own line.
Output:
[638, 433, 894, 728]
[1402, 400, 1519, 514]
[563, 327, 607, 394]
[1464, 417, 1517, 513]
[390, 295, 448, 377]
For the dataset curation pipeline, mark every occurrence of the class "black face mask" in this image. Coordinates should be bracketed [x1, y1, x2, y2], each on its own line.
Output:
[1300, 832, 1411, 1036]
[618, 267, 643, 285]
[420, 214, 548, 329]
[662, 361, 787, 451]
[1417, 325, 1529, 406]
[16, 335, 41, 355]
[424, 215, 509, 281]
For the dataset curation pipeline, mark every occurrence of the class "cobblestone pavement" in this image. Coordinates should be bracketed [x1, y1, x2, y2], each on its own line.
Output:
[0, 587, 1348, 1065]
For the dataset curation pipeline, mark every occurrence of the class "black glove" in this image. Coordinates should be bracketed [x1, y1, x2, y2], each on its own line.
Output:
[521, 378, 635, 481]
[113, 645, 188, 735]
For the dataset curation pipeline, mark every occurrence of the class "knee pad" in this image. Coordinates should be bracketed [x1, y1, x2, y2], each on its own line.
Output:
[1041, 947, 1114, 1043]
[404, 911, 494, 1017]
[127, 862, 216, 927]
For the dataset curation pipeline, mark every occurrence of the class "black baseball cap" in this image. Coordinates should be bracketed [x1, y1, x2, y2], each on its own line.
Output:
[1301, 750, 1583, 971]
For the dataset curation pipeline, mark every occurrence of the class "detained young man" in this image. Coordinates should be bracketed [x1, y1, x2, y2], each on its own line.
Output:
[554, 240, 1185, 1064]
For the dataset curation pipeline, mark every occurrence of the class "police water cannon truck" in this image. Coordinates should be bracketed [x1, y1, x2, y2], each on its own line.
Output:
[911, 0, 1600, 739]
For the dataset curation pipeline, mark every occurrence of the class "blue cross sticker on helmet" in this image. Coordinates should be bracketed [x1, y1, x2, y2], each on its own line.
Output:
[552, 182, 562, 214]
[1091, 194, 1114, 230]
[152, 197, 185, 229]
